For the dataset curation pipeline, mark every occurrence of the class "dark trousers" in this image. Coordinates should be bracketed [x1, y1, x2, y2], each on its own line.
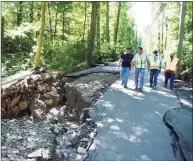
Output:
[165, 72, 175, 89]
[150, 69, 159, 86]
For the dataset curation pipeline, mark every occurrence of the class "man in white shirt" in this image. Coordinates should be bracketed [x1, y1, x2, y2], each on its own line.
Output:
[131, 47, 150, 92]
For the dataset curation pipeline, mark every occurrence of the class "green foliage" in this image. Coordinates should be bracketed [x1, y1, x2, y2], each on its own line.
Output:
[41, 41, 86, 70]
[1, 1, 138, 77]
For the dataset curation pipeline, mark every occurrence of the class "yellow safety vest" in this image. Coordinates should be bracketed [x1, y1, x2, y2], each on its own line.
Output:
[165, 57, 179, 72]
[150, 56, 161, 69]
[136, 54, 147, 68]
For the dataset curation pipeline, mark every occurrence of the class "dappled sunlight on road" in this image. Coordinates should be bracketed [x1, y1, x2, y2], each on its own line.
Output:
[87, 71, 180, 161]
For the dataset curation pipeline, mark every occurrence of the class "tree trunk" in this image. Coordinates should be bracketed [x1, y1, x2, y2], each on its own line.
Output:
[114, 2, 121, 45]
[1, 16, 5, 40]
[96, 2, 100, 50]
[17, 2, 23, 26]
[86, 2, 98, 67]
[30, 2, 34, 23]
[176, 2, 186, 78]
[36, 4, 42, 38]
[158, 24, 161, 54]
[54, 6, 58, 41]
[48, 3, 53, 41]
[83, 2, 87, 42]
[106, 1, 110, 43]
[165, 23, 168, 50]
[62, 10, 65, 46]
[34, 2, 46, 68]
[161, 9, 164, 55]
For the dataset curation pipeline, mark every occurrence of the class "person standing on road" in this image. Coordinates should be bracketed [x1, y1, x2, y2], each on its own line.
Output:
[149, 50, 162, 90]
[164, 52, 180, 90]
[131, 47, 150, 92]
[118, 47, 134, 88]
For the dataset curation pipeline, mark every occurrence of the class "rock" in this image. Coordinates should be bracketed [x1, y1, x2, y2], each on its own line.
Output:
[47, 89, 60, 98]
[44, 99, 53, 105]
[11, 95, 21, 106]
[43, 93, 52, 99]
[29, 99, 47, 121]
[77, 147, 86, 154]
[54, 97, 60, 104]
[80, 108, 90, 123]
[28, 148, 50, 159]
[61, 77, 68, 83]
[89, 132, 95, 139]
[10, 106, 20, 116]
[1, 119, 55, 161]
[27, 148, 43, 158]
[80, 138, 89, 142]
[19, 101, 28, 111]
[52, 83, 57, 86]
[37, 85, 46, 92]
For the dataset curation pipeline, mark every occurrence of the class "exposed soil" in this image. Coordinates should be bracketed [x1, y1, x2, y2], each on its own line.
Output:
[1, 70, 119, 161]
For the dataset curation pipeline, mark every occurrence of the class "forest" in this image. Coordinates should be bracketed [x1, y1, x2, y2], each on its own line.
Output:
[1, 2, 192, 80]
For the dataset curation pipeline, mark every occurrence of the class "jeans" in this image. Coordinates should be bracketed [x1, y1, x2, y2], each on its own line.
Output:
[165, 72, 175, 89]
[120, 67, 130, 86]
[135, 68, 145, 88]
[150, 69, 159, 87]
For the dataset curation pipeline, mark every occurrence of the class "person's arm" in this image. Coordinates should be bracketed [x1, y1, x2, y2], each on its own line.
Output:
[146, 55, 150, 71]
[118, 54, 123, 67]
[131, 55, 136, 69]
[118, 58, 123, 67]
[159, 60, 162, 72]
[176, 60, 180, 70]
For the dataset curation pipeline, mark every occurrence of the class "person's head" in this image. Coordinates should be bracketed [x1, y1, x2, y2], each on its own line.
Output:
[153, 50, 158, 56]
[137, 47, 143, 54]
[170, 52, 175, 58]
[126, 47, 131, 54]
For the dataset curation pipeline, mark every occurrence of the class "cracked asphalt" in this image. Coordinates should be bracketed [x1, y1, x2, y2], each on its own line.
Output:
[86, 66, 191, 161]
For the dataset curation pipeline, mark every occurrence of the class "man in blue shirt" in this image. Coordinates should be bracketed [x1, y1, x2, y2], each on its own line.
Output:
[118, 47, 134, 88]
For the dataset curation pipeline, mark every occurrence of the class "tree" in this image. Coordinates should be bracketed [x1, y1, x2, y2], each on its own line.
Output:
[17, 2, 23, 26]
[47, 3, 53, 41]
[164, 23, 168, 50]
[53, 5, 58, 41]
[34, 2, 46, 68]
[96, 2, 100, 50]
[29, 2, 34, 23]
[86, 2, 98, 67]
[114, 2, 121, 45]
[1, 16, 5, 40]
[83, 2, 87, 42]
[106, 1, 110, 43]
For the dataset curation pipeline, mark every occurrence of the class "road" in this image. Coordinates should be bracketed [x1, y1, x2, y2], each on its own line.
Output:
[86, 69, 181, 161]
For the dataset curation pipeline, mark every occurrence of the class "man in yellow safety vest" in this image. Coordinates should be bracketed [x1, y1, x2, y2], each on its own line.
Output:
[149, 50, 162, 90]
[131, 47, 150, 92]
[164, 52, 180, 90]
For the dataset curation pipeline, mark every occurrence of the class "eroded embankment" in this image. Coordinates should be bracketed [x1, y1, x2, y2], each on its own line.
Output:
[1, 71, 119, 161]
